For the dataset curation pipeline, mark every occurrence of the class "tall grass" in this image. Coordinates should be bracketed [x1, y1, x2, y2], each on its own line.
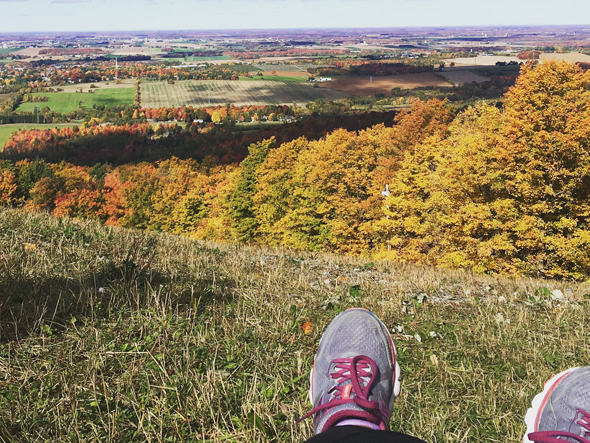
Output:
[1, 207, 589, 442]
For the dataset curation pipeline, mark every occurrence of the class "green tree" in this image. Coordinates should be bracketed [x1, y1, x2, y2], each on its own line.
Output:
[226, 138, 275, 242]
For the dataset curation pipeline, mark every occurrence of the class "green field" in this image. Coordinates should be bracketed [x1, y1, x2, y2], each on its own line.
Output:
[182, 55, 232, 62]
[0, 47, 24, 55]
[0, 123, 76, 150]
[142, 79, 347, 107]
[17, 89, 134, 113]
[241, 75, 308, 82]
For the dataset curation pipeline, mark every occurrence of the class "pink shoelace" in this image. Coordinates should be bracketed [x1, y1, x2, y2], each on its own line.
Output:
[528, 410, 590, 443]
[298, 355, 386, 429]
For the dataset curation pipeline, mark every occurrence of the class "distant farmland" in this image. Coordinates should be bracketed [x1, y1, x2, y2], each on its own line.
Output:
[0, 47, 24, 55]
[322, 73, 452, 96]
[439, 70, 490, 85]
[17, 89, 134, 113]
[141, 80, 348, 107]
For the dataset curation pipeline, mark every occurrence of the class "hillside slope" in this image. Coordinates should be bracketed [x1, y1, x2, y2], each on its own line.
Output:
[1, 207, 589, 442]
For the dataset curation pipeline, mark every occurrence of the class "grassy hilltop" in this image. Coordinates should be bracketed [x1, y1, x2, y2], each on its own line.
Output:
[1, 207, 590, 442]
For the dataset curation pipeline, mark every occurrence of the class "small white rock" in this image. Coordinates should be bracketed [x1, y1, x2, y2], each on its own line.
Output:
[551, 289, 565, 301]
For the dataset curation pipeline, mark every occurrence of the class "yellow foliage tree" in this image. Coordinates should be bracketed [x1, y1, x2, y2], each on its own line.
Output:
[378, 61, 590, 279]
[0, 169, 18, 205]
[211, 111, 222, 123]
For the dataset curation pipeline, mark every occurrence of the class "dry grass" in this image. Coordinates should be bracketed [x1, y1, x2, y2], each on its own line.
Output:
[1, 207, 589, 442]
[322, 73, 452, 96]
[442, 56, 521, 67]
[539, 52, 590, 63]
[12, 47, 43, 58]
[57, 79, 136, 93]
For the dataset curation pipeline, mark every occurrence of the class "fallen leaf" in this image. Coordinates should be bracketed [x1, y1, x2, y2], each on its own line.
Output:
[430, 354, 439, 366]
[301, 321, 313, 335]
[24, 243, 37, 252]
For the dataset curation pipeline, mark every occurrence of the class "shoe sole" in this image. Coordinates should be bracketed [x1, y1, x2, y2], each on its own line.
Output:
[308, 308, 401, 408]
[523, 367, 580, 443]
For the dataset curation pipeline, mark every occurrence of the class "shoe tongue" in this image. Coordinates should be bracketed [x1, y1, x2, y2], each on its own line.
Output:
[316, 403, 368, 433]
[340, 384, 353, 399]
[334, 360, 372, 392]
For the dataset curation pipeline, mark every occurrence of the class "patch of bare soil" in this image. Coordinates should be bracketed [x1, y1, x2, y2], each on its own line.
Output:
[322, 73, 452, 96]
[439, 71, 490, 85]
[540, 52, 590, 63]
[13, 47, 42, 57]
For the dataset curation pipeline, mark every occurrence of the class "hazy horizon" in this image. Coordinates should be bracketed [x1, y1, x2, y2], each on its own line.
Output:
[1, 0, 589, 34]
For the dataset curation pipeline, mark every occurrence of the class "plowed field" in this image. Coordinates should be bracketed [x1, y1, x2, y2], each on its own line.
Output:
[141, 79, 348, 107]
[321, 73, 452, 96]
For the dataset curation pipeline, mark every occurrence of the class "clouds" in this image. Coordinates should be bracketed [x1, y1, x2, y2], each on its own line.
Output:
[51, 0, 92, 3]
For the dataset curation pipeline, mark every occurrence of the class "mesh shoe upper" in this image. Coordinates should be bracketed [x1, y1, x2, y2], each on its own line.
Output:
[300, 308, 400, 434]
[525, 367, 590, 443]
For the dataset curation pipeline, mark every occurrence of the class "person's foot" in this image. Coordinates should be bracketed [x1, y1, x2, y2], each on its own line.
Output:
[524, 367, 590, 443]
[299, 308, 400, 434]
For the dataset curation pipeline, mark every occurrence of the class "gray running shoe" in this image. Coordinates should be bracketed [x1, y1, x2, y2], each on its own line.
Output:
[299, 308, 401, 434]
[524, 367, 590, 443]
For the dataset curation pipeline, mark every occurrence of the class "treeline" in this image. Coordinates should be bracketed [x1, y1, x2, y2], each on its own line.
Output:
[31, 55, 153, 66]
[0, 99, 359, 132]
[225, 48, 348, 60]
[0, 92, 24, 113]
[133, 103, 299, 123]
[3, 61, 590, 280]
[0, 114, 50, 125]
[0, 62, 240, 89]
[21, 94, 49, 103]
[0, 110, 399, 165]
[309, 62, 433, 77]
[38, 48, 105, 56]
[161, 50, 222, 58]
[391, 74, 518, 103]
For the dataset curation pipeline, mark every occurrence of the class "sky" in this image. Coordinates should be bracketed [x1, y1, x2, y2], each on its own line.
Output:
[1, 0, 590, 33]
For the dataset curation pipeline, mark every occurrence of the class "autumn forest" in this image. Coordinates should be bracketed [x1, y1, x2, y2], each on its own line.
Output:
[1, 60, 589, 279]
